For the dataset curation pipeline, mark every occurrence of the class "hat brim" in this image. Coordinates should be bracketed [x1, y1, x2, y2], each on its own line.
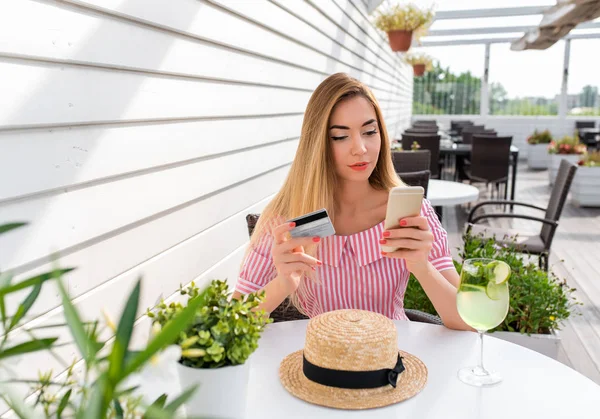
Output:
[279, 349, 427, 410]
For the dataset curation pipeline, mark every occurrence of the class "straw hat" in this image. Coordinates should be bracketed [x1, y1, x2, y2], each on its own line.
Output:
[279, 309, 427, 410]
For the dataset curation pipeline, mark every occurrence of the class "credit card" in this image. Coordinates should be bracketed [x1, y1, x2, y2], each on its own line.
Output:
[288, 208, 336, 238]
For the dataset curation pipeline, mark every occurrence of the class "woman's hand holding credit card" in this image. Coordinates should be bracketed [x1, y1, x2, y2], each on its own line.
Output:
[271, 209, 334, 294]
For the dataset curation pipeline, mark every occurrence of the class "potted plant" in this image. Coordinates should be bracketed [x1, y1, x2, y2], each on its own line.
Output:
[547, 134, 587, 185]
[526, 129, 553, 169]
[149, 280, 271, 418]
[404, 232, 580, 360]
[572, 151, 600, 207]
[373, 3, 434, 52]
[404, 53, 433, 76]
[0, 222, 200, 417]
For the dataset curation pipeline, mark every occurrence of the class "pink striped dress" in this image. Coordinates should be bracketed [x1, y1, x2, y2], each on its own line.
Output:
[235, 199, 454, 320]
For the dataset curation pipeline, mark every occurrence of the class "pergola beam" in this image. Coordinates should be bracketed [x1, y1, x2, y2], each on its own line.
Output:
[434, 6, 549, 20]
[420, 32, 600, 47]
[427, 21, 600, 37]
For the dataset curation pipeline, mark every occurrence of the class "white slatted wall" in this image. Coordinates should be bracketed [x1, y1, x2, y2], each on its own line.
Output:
[0, 0, 412, 408]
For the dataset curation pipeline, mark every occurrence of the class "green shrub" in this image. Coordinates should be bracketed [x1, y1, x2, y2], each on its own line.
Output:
[149, 280, 271, 368]
[404, 232, 581, 334]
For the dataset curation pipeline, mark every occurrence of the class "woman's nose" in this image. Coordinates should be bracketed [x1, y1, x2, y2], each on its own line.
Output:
[350, 135, 367, 155]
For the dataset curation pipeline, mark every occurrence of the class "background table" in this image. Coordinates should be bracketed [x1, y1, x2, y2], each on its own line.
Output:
[246, 320, 600, 418]
[427, 179, 479, 206]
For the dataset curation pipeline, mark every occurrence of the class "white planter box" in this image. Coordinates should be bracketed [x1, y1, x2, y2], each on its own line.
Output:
[549, 154, 582, 185]
[176, 360, 251, 418]
[527, 143, 550, 169]
[491, 329, 560, 360]
[571, 166, 600, 207]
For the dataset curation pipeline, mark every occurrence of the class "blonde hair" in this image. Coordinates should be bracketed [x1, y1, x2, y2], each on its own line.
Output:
[245, 73, 401, 311]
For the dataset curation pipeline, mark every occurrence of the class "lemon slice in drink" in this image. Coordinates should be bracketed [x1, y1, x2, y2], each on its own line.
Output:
[486, 260, 511, 285]
[485, 281, 507, 300]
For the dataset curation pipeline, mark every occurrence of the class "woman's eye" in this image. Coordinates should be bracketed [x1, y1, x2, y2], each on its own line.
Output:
[364, 130, 378, 136]
[331, 136, 348, 141]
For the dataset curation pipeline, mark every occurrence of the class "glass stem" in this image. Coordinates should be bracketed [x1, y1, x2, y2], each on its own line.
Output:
[477, 331, 488, 375]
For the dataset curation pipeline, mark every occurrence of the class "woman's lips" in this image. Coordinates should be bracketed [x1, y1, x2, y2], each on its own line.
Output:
[349, 162, 369, 171]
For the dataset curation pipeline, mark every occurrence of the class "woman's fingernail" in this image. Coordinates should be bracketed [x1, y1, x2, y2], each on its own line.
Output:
[311, 266, 316, 271]
[379, 239, 387, 244]
[381, 251, 387, 256]
[289, 222, 296, 227]
[400, 220, 407, 226]
[383, 231, 391, 237]
[312, 237, 321, 242]
[317, 261, 323, 266]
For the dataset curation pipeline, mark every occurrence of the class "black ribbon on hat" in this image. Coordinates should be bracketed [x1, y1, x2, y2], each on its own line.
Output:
[302, 353, 405, 389]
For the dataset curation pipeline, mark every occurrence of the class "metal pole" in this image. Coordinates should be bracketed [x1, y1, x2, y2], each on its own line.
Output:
[480, 43, 491, 118]
[559, 39, 571, 119]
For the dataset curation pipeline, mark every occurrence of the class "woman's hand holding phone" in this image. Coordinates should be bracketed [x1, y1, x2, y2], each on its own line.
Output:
[380, 215, 433, 270]
[271, 221, 322, 294]
[380, 186, 433, 271]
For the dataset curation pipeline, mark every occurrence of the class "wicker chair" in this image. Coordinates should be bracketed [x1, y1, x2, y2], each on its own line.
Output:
[461, 125, 485, 144]
[245, 213, 442, 325]
[392, 149, 430, 173]
[398, 170, 430, 197]
[400, 134, 442, 178]
[466, 159, 577, 271]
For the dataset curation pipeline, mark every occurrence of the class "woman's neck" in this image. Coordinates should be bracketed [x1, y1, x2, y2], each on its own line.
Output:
[335, 180, 377, 216]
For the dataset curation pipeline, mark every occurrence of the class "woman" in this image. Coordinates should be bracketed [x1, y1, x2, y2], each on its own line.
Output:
[232, 73, 470, 330]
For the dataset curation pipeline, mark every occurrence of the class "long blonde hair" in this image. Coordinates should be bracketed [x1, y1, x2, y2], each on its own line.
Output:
[245, 73, 401, 309]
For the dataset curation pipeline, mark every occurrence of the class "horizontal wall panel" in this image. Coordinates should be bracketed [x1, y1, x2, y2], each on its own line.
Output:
[2, 166, 289, 328]
[0, 60, 311, 129]
[0, 0, 324, 91]
[272, 0, 399, 76]
[210, 0, 400, 88]
[324, 0, 412, 86]
[60, 0, 388, 91]
[0, 141, 297, 272]
[0, 115, 303, 202]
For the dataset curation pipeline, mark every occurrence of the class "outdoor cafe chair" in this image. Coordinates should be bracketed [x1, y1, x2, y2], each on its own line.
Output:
[401, 134, 442, 178]
[466, 159, 577, 271]
[392, 149, 431, 173]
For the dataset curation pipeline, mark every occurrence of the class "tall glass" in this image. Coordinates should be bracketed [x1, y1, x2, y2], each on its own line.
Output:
[456, 258, 510, 386]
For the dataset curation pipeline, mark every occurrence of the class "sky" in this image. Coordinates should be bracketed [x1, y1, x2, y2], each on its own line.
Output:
[382, 1, 600, 98]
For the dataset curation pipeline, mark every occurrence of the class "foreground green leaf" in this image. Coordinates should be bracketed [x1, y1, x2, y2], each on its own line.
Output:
[7, 282, 42, 331]
[123, 291, 207, 377]
[0, 337, 58, 360]
[0, 222, 27, 235]
[57, 276, 98, 364]
[109, 279, 141, 384]
[0, 268, 75, 296]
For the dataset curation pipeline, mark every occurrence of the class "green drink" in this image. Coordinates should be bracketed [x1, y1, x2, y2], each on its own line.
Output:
[457, 258, 511, 387]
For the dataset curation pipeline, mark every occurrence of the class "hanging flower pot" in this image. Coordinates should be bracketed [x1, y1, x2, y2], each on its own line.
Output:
[387, 30, 413, 52]
[413, 63, 426, 76]
[404, 53, 434, 77]
[373, 4, 434, 53]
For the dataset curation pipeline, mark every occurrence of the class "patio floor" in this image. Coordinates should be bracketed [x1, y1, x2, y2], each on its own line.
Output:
[443, 163, 600, 385]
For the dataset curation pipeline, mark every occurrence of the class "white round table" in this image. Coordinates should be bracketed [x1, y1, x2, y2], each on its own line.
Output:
[245, 320, 600, 418]
[427, 179, 479, 206]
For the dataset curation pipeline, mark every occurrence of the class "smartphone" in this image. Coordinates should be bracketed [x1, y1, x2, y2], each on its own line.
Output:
[381, 186, 424, 253]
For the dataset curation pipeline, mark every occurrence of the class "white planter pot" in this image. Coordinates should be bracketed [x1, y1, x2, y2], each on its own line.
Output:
[176, 360, 251, 419]
[549, 154, 582, 185]
[491, 329, 560, 360]
[527, 143, 550, 169]
[571, 166, 600, 207]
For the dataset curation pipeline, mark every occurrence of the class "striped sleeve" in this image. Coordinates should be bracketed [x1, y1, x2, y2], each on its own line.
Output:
[422, 199, 455, 272]
[235, 233, 277, 295]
